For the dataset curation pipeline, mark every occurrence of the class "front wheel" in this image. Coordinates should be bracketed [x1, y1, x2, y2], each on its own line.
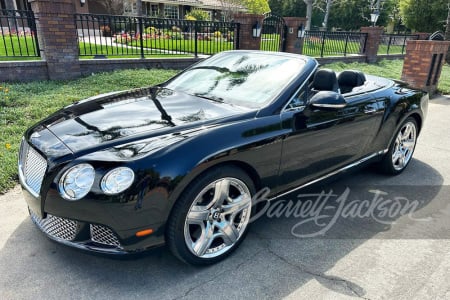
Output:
[379, 117, 418, 175]
[166, 166, 255, 265]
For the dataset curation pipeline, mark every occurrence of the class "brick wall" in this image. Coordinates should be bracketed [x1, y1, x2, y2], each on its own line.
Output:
[401, 40, 450, 94]
[0, 61, 48, 82]
[0, 58, 200, 82]
[79, 58, 201, 76]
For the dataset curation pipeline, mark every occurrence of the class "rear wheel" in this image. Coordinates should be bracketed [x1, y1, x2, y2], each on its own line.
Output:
[379, 117, 418, 175]
[166, 166, 255, 265]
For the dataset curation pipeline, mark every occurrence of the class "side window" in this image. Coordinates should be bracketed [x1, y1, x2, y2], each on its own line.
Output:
[286, 84, 309, 110]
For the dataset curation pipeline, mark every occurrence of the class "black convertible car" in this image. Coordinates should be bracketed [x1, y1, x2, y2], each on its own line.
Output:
[19, 51, 428, 265]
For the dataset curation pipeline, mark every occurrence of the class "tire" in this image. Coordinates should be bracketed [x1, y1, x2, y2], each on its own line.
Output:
[379, 117, 418, 175]
[166, 166, 255, 265]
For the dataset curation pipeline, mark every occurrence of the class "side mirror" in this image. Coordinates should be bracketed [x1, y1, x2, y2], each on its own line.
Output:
[310, 91, 346, 109]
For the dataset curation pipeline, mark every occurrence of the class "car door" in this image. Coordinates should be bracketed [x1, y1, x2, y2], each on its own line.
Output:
[275, 85, 384, 195]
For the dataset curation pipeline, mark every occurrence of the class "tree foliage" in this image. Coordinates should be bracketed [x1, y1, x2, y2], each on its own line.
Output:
[219, 0, 269, 21]
[185, 9, 211, 21]
[244, 0, 271, 14]
[399, 0, 448, 32]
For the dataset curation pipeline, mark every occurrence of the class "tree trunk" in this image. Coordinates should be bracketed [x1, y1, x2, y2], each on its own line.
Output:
[445, 3, 450, 63]
[323, 0, 332, 30]
[304, 0, 313, 30]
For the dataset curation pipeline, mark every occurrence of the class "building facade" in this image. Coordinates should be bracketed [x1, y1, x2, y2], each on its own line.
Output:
[89, 0, 246, 21]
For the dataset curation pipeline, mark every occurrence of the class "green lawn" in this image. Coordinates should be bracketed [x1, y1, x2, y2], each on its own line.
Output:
[79, 42, 193, 58]
[0, 35, 40, 59]
[303, 39, 364, 57]
[1, 61, 449, 194]
[129, 38, 235, 55]
[261, 34, 281, 52]
[0, 69, 177, 194]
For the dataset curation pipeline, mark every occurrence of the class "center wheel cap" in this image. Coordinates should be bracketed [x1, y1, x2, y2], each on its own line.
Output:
[210, 210, 221, 221]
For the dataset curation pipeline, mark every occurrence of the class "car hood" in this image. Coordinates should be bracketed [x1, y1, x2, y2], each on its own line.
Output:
[34, 87, 249, 153]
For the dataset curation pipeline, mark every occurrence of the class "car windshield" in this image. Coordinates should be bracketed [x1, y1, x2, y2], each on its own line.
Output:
[165, 52, 307, 109]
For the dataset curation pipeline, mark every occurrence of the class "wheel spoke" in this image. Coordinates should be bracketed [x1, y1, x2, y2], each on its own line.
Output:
[221, 194, 251, 216]
[403, 139, 415, 149]
[392, 150, 403, 164]
[193, 222, 215, 257]
[216, 221, 239, 246]
[211, 179, 230, 208]
[402, 124, 412, 139]
[187, 206, 210, 225]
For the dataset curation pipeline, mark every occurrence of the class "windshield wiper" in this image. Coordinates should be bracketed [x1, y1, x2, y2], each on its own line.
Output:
[193, 93, 224, 103]
[149, 87, 175, 126]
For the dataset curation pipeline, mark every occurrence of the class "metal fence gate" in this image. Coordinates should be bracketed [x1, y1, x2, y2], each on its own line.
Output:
[260, 13, 286, 52]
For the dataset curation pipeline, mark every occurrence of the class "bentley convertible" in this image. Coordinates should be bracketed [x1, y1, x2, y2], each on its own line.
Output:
[19, 50, 428, 265]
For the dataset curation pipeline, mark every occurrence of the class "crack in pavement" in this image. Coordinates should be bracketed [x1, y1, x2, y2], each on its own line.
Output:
[252, 232, 371, 300]
[171, 249, 266, 300]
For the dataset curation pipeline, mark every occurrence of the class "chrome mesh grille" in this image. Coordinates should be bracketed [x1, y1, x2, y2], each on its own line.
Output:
[20, 140, 47, 196]
[30, 210, 78, 241]
[90, 224, 122, 248]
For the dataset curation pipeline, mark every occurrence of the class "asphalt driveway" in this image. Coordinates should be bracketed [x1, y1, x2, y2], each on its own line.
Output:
[1, 96, 450, 300]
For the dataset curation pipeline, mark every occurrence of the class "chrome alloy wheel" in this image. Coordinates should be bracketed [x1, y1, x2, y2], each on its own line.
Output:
[183, 177, 252, 259]
[391, 121, 417, 171]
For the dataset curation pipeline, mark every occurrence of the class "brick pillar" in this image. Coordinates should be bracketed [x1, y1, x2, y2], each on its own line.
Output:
[361, 26, 384, 63]
[401, 40, 450, 94]
[284, 17, 307, 54]
[29, 0, 81, 80]
[233, 13, 264, 50]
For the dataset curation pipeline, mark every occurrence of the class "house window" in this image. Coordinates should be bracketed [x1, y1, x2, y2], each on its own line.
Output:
[164, 4, 179, 19]
[150, 4, 159, 17]
[144, 3, 159, 17]
[1, 0, 7, 10]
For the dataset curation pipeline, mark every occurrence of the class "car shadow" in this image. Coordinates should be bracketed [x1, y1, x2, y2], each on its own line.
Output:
[0, 158, 445, 299]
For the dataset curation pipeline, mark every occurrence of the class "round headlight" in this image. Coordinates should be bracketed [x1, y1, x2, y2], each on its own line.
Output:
[100, 167, 135, 195]
[59, 163, 95, 201]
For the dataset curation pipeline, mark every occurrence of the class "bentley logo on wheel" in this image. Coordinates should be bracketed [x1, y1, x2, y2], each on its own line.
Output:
[212, 211, 220, 220]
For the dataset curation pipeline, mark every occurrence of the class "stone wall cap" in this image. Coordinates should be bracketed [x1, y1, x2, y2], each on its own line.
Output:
[407, 40, 450, 44]
[0, 60, 46, 67]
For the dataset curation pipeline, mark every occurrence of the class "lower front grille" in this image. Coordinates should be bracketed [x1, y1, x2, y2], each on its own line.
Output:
[29, 210, 123, 249]
[90, 224, 122, 248]
[30, 210, 78, 241]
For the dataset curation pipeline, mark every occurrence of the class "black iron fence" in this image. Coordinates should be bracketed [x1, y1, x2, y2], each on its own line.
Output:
[302, 31, 368, 58]
[379, 34, 419, 55]
[0, 9, 40, 58]
[75, 14, 240, 58]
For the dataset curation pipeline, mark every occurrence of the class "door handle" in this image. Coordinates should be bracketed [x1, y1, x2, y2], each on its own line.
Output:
[364, 104, 377, 114]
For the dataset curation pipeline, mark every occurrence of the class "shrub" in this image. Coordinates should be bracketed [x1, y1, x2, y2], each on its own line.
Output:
[145, 26, 158, 35]
[185, 9, 210, 21]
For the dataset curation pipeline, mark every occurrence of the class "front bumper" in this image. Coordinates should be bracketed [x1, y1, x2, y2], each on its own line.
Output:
[22, 184, 166, 255]
[29, 207, 129, 255]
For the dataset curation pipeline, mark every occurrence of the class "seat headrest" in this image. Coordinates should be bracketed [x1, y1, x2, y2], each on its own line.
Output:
[337, 70, 366, 88]
[312, 69, 339, 92]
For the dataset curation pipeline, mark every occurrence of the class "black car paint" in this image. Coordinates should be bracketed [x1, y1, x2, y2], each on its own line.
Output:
[21, 51, 428, 253]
